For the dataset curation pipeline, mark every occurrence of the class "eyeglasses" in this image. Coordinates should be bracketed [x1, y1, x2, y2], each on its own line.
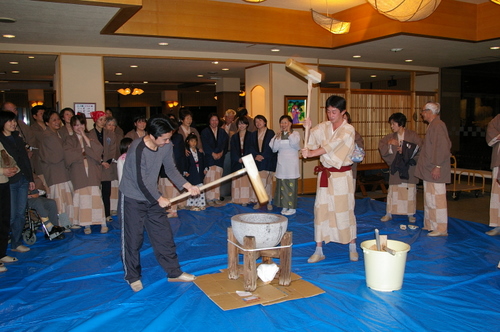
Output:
[420, 109, 431, 114]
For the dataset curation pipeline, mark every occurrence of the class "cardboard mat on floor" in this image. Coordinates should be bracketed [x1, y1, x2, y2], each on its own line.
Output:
[194, 270, 325, 311]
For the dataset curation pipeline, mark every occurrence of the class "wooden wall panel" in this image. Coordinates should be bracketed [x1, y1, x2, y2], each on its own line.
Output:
[347, 92, 411, 165]
[414, 94, 437, 137]
[319, 89, 437, 167]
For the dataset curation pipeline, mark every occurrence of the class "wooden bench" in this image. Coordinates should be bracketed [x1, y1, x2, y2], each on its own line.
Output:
[356, 163, 389, 197]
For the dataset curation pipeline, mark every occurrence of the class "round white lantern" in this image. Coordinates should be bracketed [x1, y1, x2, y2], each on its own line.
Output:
[366, 0, 442, 22]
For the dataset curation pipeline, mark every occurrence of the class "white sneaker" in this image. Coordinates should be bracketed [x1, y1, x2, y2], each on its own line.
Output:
[0, 263, 7, 272]
[284, 209, 296, 215]
[281, 208, 289, 214]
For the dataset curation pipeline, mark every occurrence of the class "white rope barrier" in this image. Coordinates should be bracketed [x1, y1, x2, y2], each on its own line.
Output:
[227, 239, 293, 252]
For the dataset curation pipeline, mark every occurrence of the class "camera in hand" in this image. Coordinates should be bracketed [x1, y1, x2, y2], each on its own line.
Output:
[25, 144, 38, 151]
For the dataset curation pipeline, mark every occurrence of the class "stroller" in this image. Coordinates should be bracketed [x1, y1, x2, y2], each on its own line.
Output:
[23, 208, 65, 245]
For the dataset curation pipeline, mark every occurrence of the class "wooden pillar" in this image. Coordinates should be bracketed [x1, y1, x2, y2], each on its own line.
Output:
[346, 67, 351, 113]
[216, 91, 239, 118]
[55, 54, 105, 113]
[216, 77, 240, 118]
[410, 71, 416, 131]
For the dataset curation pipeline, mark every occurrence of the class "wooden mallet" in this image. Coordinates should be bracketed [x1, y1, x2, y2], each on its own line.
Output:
[285, 58, 323, 145]
[169, 154, 268, 205]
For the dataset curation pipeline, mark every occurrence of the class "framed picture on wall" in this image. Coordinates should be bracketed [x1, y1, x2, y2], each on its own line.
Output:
[285, 96, 307, 127]
[74, 103, 96, 118]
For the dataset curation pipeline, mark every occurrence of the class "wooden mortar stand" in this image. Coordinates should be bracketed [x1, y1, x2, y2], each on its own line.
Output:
[227, 227, 292, 292]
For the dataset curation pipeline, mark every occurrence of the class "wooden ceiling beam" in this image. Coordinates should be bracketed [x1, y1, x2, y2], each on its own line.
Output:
[95, 0, 500, 48]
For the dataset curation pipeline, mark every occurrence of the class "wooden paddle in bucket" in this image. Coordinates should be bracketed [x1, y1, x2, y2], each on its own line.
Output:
[169, 154, 268, 205]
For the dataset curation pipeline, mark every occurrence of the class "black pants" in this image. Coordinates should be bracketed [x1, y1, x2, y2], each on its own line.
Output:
[120, 194, 182, 284]
[0, 182, 11, 258]
[101, 181, 111, 217]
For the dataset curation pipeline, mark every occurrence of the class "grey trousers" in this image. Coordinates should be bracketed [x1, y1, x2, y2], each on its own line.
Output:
[27, 197, 58, 224]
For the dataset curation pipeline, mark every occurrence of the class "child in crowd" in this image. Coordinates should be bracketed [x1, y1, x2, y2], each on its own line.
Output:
[117, 137, 133, 183]
[183, 134, 206, 210]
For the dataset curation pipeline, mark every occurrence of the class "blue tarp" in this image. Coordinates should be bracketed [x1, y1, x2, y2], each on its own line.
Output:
[0, 198, 499, 331]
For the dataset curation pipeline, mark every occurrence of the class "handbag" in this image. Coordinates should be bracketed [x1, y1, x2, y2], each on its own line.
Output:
[351, 143, 365, 163]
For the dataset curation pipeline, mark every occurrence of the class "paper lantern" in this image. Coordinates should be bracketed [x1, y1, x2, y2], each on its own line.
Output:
[366, 0, 442, 22]
[311, 9, 350, 34]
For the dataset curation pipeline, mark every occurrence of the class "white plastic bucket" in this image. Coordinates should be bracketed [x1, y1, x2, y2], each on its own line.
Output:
[360, 239, 410, 292]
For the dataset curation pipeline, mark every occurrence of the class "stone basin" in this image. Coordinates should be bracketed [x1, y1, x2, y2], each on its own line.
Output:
[231, 213, 288, 249]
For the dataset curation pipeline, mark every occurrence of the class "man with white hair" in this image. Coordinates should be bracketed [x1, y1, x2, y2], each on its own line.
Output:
[415, 102, 452, 236]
